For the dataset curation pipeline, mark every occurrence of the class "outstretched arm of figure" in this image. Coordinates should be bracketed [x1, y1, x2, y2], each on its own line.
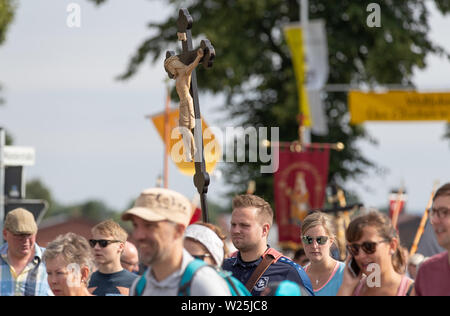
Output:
[185, 48, 204, 76]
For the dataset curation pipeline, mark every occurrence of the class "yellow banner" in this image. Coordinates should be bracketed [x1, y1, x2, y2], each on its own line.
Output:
[284, 25, 311, 127]
[349, 91, 450, 124]
[150, 108, 221, 176]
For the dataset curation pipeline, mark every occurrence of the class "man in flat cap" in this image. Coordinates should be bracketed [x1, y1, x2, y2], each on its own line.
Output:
[122, 188, 231, 296]
[0, 208, 52, 295]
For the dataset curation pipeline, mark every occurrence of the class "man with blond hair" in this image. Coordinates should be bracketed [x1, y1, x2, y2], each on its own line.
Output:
[88, 220, 137, 296]
[223, 194, 314, 296]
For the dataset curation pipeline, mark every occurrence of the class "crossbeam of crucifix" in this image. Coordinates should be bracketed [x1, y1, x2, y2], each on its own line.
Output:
[164, 8, 215, 223]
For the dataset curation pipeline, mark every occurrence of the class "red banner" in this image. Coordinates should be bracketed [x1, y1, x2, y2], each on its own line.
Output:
[274, 149, 330, 248]
[389, 192, 407, 219]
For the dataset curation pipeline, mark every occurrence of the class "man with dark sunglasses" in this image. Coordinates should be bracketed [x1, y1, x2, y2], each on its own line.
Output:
[415, 183, 450, 296]
[87, 220, 138, 296]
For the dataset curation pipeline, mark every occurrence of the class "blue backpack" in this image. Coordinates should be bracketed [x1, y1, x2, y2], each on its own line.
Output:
[134, 259, 251, 296]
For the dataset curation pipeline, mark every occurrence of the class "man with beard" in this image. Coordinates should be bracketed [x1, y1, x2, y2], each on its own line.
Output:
[122, 188, 230, 296]
[222, 194, 313, 296]
[415, 183, 450, 296]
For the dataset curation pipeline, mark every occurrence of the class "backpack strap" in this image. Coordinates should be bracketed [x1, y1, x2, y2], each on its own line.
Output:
[178, 259, 208, 296]
[244, 248, 281, 292]
[134, 269, 149, 296]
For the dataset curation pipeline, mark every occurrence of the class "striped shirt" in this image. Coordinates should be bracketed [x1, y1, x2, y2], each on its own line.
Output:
[0, 243, 53, 296]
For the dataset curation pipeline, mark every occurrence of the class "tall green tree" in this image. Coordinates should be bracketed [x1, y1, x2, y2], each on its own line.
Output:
[26, 178, 54, 206]
[89, 0, 450, 203]
[0, 0, 16, 105]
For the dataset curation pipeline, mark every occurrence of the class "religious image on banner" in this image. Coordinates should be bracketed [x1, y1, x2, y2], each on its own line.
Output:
[283, 172, 310, 226]
[274, 149, 330, 249]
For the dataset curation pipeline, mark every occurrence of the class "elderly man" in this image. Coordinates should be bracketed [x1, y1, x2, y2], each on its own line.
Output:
[415, 183, 450, 296]
[122, 187, 230, 296]
[121, 241, 140, 274]
[0, 208, 52, 295]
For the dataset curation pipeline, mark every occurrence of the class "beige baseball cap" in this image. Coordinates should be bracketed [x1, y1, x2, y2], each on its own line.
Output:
[4, 208, 38, 235]
[121, 188, 192, 227]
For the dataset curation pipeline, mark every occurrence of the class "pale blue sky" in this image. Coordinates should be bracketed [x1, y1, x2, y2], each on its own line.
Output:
[0, 0, 449, 215]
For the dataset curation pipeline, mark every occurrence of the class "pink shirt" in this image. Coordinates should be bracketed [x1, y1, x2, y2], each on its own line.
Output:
[415, 251, 450, 296]
[353, 275, 413, 296]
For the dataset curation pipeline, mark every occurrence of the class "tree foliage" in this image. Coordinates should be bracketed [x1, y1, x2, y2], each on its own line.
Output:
[88, 0, 450, 202]
[26, 178, 54, 207]
[0, 0, 16, 105]
[26, 178, 118, 222]
[0, 0, 15, 45]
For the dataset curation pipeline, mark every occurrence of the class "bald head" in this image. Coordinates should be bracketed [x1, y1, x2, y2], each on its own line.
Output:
[120, 241, 140, 273]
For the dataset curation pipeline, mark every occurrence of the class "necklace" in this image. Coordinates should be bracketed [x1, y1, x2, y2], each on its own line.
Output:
[308, 261, 337, 288]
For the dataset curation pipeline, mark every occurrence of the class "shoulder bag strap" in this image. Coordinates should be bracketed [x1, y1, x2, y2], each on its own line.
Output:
[244, 253, 276, 292]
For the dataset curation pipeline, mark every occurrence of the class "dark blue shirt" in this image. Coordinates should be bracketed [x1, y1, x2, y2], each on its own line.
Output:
[88, 269, 138, 296]
[222, 250, 314, 296]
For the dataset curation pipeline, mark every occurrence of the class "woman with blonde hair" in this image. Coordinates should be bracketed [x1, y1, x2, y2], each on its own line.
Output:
[43, 233, 95, 296]
[301, 212, 345, 296]
[337, 211, 415, 296]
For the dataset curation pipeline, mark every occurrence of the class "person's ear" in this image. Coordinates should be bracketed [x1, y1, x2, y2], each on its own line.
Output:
[261, 223, 271, 238]
[118, 241, 125, 254]
[328, 236, 335, 246]
[389, 237, 398, 255]
[175, 223, 186, 239]
[80, 265, 90, 285]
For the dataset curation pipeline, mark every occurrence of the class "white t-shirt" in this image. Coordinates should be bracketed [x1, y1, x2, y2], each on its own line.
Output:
[129, 249, 231, 296]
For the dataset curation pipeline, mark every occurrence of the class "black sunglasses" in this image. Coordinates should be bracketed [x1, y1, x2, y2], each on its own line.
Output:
[302, 235, 329, 245]
[346, 240, 389, 256]
[192, 254, 211, 261]
[89, 239, 122, 248]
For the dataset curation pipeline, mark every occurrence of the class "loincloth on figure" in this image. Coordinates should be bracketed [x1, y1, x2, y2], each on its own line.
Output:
[179, 98, 195, 130]
[178, 98, 196, 161]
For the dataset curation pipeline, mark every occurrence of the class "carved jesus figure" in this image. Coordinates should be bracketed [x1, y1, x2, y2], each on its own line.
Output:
[164, 48, 204, 162]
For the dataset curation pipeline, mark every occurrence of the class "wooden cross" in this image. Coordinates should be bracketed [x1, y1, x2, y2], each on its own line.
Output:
[164, 8, 215, 223]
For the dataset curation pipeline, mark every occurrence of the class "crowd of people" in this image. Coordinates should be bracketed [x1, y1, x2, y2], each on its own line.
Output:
[0, 183, 449, 296]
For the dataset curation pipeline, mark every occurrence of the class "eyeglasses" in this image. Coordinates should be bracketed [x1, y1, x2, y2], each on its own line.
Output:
[89, 239, 122, 248]
[346, 240, 389, 256]
[302, 235, 329, 245]
[192, 254, 211, 261]
[428, 207, 450, 219]
[120, 259, 139, 267]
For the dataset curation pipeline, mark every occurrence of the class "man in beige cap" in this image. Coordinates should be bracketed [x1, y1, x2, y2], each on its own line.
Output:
[0, 208, 52, 295]
[122, 188, 231, 296]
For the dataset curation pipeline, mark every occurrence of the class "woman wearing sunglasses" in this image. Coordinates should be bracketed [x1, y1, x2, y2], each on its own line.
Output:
[337, 211, 415, 296]
[183, 222, 228, 267]
[301, 212, 345, 296]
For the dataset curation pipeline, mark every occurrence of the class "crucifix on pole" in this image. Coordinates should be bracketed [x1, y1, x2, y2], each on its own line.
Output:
[164, 8, 215, 223]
